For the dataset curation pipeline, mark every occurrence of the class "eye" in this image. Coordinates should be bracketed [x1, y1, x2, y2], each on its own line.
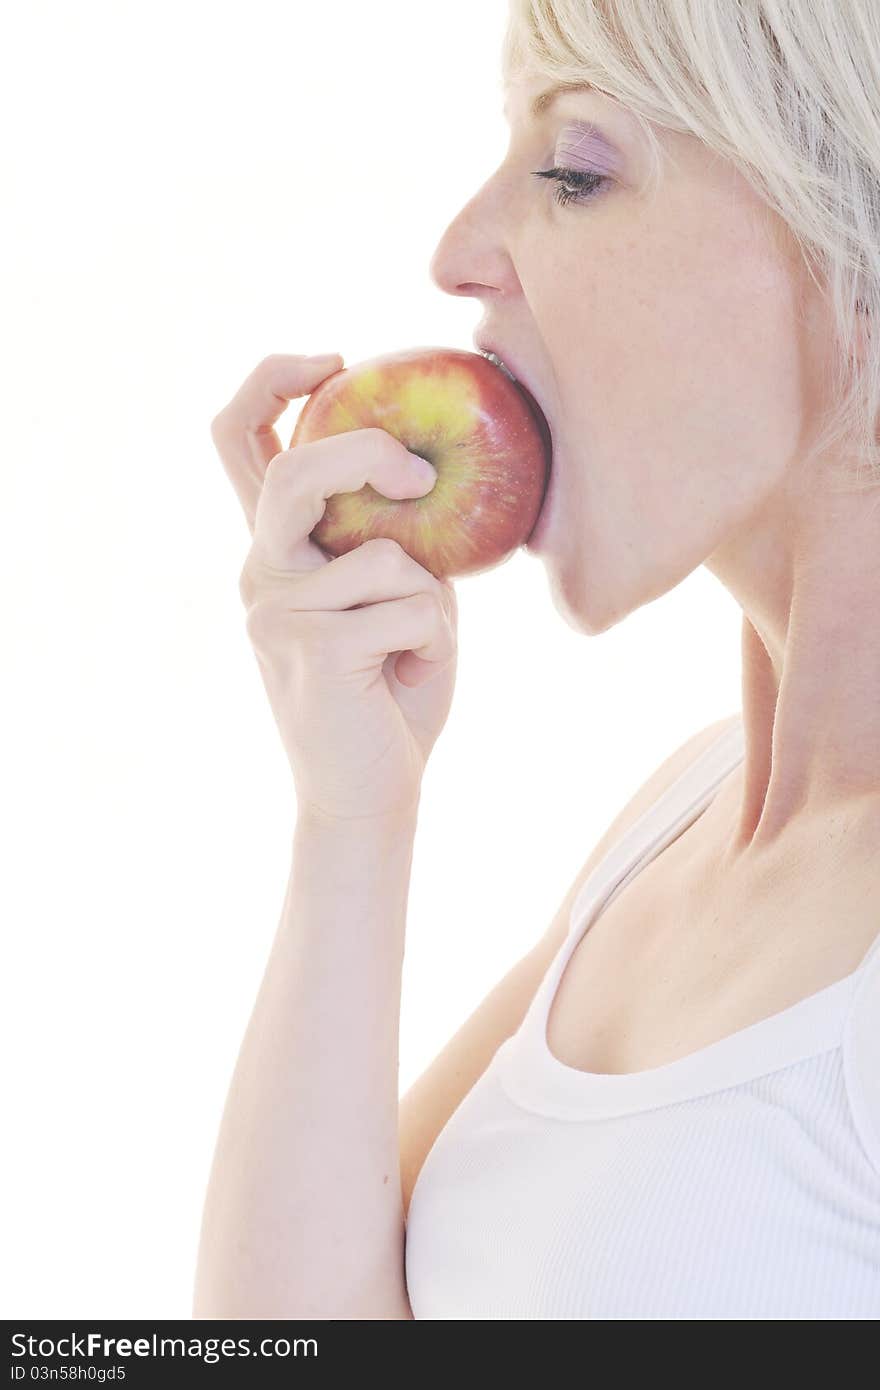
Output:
[531, 165, 607, 208]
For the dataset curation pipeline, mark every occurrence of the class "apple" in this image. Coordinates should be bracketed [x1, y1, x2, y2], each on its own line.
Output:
[289, 346, 551, 580]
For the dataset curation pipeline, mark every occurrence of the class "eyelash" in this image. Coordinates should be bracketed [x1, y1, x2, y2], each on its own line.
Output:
[531, 165, 606, 207]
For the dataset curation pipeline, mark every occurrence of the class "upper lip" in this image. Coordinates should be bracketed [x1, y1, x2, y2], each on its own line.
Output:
[472, 335, 538, 401]
[472, 334, 520, 380]
[472, 335, 550, 436]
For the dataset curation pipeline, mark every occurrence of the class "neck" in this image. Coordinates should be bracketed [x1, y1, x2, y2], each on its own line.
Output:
[707, 463, 880, 859]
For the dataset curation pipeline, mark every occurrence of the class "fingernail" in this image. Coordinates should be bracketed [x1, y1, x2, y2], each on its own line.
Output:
[409, 453, 436, 484]
[308, 352, 343, 362]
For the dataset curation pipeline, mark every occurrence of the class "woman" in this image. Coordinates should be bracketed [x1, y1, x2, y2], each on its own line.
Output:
[194, 0, 880, 1318]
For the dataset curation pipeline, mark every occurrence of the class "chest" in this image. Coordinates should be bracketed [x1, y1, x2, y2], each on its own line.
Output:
[405, 1070, 880, 1319]
[545, 822, 880, 1076]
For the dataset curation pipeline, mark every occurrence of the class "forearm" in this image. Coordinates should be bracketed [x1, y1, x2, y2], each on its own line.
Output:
[192, 808, 418, 1320]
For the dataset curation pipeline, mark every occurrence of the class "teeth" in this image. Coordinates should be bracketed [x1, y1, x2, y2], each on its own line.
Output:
[478, 349, 517, 384]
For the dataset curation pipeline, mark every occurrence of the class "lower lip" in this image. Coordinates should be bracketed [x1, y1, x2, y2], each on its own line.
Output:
[525, 465, 554, 552]
[506, 375, 554, 553]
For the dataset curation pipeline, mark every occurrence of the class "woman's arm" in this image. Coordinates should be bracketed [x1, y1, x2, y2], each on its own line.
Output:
[192, 807, 418, 1320]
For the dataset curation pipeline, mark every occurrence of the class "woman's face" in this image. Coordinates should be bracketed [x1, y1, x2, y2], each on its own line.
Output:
[429, 75, 833, 633]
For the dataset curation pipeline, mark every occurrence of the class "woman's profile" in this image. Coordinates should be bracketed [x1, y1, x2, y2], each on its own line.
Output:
[194, 0, 880, 1319]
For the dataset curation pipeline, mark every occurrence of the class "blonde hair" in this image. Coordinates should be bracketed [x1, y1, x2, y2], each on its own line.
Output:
[501, 0, 880, 492]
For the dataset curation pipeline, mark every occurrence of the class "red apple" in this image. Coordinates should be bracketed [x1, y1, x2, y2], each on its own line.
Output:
[289, 346, 551, 580]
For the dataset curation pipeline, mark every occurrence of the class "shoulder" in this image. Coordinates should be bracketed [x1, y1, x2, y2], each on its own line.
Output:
[589, 708, 742, 866]
[622, 711, 743, 817]
[536, 710, 743, 958]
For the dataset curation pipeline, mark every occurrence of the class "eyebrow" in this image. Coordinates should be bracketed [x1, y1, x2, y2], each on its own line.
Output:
[503, 81, 595, 123]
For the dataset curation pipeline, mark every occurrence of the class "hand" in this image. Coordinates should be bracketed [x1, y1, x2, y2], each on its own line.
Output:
[210, 353, 459, 824]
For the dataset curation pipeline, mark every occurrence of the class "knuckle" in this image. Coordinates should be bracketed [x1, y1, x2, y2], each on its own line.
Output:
[363, 424, 397, 452]
[238, 548, 293, 608]
[412, 589, 441, 621]
[243, 597, 274, 645]
[238, 548, 263, 606]
[238, 563, 256, 608]
[243, 594, 310, 647]
[210, 411, 231, 445]
[368, 536, 407, 571]
[264, 445, 291, 476]
[269, 445, 303, 484]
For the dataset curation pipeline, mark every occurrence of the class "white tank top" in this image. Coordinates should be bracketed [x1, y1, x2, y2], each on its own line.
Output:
[405, 719, 880, 1318]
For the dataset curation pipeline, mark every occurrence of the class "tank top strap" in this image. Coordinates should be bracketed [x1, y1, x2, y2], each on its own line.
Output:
[856, 924, 880, 973]
[842, 896, 880, 1178]
[566, 717, 745, 945]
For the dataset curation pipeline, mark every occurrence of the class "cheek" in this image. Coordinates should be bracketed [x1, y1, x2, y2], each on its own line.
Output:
[547, 198, 810, 510]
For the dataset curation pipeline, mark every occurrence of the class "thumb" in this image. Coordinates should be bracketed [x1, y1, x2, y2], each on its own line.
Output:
[393, 650, 451, 687]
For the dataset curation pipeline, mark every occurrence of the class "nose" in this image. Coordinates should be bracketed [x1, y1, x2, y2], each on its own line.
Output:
[428, 177, 517, 301]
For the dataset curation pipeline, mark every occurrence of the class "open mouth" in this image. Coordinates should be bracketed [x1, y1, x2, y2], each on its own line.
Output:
[478, 347, 553, 469]
[477, 348, 518, 385]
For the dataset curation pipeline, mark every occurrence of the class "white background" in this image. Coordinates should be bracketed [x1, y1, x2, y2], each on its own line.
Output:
[2, 1, 741, 1316]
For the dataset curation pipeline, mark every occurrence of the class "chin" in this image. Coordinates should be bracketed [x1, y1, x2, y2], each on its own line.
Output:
[540, 537, 634, 637]
[543, 556, 609, 636]
[532, 458, 644, 635]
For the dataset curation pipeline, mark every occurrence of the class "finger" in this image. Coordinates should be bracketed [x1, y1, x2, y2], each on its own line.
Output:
[341, 591, 455, 674]
[211, 353, 344, 534]
[251, 536, 445, 614]
[439, 576, 458, 625]
[394, 647, 455, 688]
[251, 430, 437, 575]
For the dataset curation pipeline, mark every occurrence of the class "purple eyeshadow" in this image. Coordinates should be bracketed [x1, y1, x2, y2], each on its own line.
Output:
[556, 122, 622, 176]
